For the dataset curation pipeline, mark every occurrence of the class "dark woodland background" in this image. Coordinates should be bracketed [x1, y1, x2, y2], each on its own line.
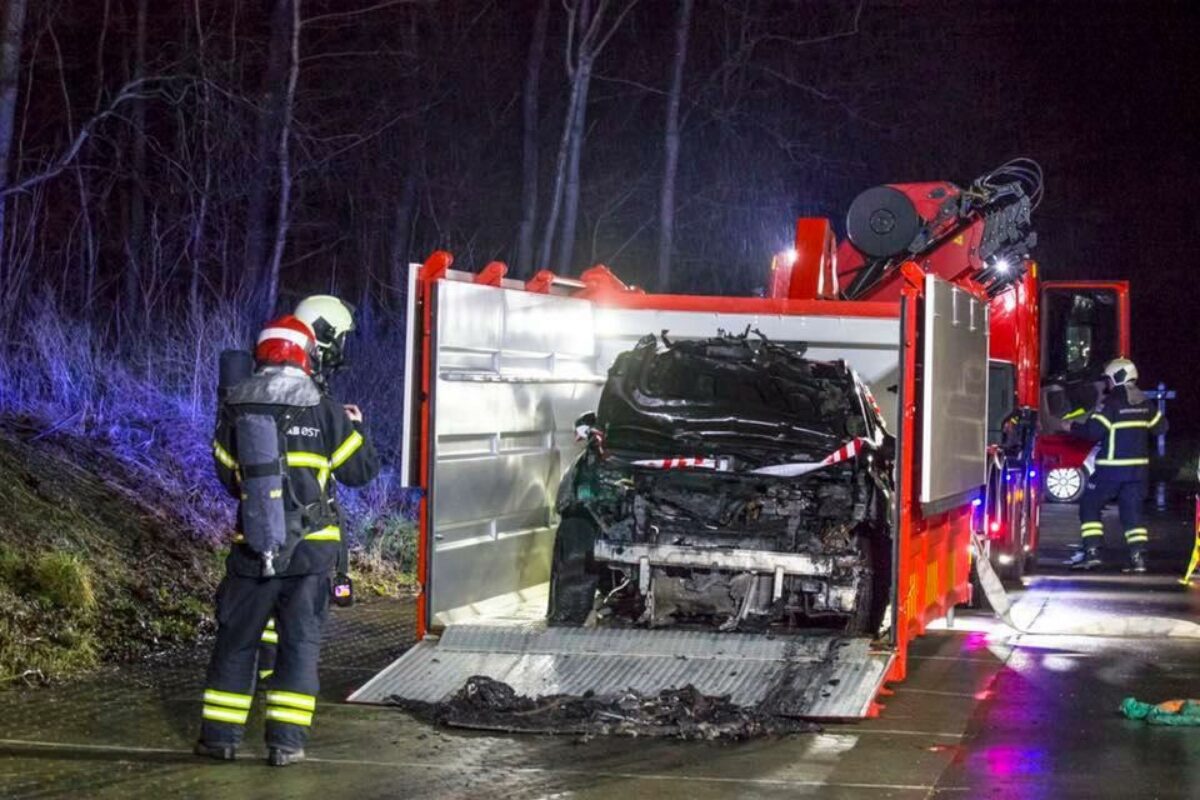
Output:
[0, 0, 1196, 539]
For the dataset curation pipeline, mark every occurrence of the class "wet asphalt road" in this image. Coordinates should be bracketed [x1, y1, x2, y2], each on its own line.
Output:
[2, 497, 1198, 799]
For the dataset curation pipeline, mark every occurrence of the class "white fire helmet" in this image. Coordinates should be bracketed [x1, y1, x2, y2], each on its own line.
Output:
[1103, 358, 1137, 387]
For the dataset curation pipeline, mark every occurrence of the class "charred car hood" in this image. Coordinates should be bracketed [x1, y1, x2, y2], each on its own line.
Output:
[596, 333, 880, 467]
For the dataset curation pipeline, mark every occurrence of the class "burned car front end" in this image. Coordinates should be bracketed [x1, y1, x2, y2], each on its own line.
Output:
[550, 332, 894, 636]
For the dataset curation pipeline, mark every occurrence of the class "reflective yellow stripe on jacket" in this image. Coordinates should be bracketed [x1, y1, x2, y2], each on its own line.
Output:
[213, 441, 237, 470]
[286, 451, 331, 489]
[1094, 414, 1154, 466]
[330, 431, 364, 469]
[233, 526, 340, 545]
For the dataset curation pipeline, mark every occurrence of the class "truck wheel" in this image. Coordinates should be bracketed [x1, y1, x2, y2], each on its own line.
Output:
[547, 517, 599, 625]
[1044, 467, 1085, 504]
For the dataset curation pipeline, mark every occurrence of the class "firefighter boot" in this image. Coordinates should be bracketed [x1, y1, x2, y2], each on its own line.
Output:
[1067, 545, 1102, 570]
[1123, 548, 1148, 574]
[193, 741, 237, 761]
[268, 746, 306, 767]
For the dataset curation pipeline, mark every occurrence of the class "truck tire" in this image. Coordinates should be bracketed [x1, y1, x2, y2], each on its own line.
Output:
[547, 517, 600, 625]
[1044, 467, 1085, 504]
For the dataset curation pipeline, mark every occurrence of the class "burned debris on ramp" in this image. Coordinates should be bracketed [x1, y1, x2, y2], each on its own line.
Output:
[389, 675, 820, 739]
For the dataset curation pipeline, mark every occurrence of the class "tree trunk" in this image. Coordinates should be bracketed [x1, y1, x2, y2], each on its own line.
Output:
[656, 0, 692, 291]
[125, 0, 148, 323]
[389, 172, 418, 308]
[536, 70, 582, 271]
[262, 0, 301, 321]
[243, 0, 294, 316]
[188, 0, 211, 319]
[553, 55, 592, 272]
[0, 0, 28, 291]
[515, 0, 550, 277]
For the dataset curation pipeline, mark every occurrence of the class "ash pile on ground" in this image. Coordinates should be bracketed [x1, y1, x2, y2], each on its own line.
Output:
[390, 675, 820, 739]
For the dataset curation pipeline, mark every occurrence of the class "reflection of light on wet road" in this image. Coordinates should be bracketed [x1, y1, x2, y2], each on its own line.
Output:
[984, 744, 1049, 778]
[1040, 654, 1076, 672]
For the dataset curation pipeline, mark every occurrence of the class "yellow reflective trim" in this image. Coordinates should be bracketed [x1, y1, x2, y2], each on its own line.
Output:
[1081, 530, 1104, 539]
[260, 630, 279, 645]
[287, 452, 330, 470]
[213, 441, 237, 469]
[1149, 412, 1163, 427]
[1062, 408, 1088, 421]
[304, 526, 341, 542]
[330, 431, 364, 468]
[1111, 421, 1151, 429]
[265, 707, 313, 727]
[203, 706, 249, 724]
[233, 533, 245, 543]
[1096, 458, 1150, 466]
[265, 618, 276, 630]
[258, 669, 275, 680]
[1081, 522, 1104, 529]
[1126, 535, 1149, 544]
[1093, 415, 1113, 429]
[266, 691, 316, 711]
[203, 689, 253, 709]
[269, 488, 283, 499]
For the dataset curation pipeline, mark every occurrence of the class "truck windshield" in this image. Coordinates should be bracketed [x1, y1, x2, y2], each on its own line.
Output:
[1042, 289, 1119, 381]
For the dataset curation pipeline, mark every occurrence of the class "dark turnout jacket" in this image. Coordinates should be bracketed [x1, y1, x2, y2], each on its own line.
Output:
[1070, 383, 1167, 483]
[212, 367, 380, 577]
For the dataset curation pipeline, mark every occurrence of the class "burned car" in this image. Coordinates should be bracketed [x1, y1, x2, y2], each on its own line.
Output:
[550, 331, 894, 636]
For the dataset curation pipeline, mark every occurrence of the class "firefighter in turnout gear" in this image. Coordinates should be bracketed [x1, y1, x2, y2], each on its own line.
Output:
[196, 302, 379, 766]
[1067, 358, 1166, 573]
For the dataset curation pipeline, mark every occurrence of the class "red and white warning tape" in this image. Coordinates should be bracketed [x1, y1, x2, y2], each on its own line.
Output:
[629, 438, 866, 478]
[631, 456, 730, 471]
[749, 437, 866, 477]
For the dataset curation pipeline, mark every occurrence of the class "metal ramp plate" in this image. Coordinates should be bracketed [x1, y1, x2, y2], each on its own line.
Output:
[348, 624, 893, 720]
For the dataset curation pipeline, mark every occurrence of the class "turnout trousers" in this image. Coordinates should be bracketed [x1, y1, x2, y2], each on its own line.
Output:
[199, 572, 330, 750]
[1079, 477, 1149, 551]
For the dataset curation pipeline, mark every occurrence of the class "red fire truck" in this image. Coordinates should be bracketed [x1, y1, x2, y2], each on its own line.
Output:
[348, 160, 1127, 719]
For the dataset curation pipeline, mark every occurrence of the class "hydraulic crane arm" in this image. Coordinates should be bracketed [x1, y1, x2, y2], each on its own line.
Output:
[835, 159, 1042, 302]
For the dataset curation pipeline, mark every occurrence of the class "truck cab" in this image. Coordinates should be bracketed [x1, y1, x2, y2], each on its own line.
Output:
[1038, 281, 1130, 503]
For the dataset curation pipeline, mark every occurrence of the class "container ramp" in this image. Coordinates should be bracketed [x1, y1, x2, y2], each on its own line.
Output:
[347, 623, 893, 720]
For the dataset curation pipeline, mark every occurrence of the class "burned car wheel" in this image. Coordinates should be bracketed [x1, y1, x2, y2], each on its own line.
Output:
[848, 533, 891, 636]
[548, 516, 601, 625]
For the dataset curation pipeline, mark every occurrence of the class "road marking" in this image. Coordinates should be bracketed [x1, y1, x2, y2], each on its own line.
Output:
[0, 737, 969, 792]
[827, 728, 966, 739]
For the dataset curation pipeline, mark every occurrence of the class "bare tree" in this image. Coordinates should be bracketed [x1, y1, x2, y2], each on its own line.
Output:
[262, 0, 301, 321]
[243, 0, 298, 319]
[539, 0, 639, 273]
[656, 0, 692, 291]
[124, 0, 148, 322]
[0, 0, 28, 289]
[515, 0, 550, 277]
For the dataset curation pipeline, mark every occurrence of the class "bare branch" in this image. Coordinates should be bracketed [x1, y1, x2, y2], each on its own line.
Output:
[303, 0, 429, 26]
[0, 78, 167, 199]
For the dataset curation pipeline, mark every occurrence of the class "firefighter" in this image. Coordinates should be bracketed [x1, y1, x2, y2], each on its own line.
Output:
[196, 301, 379, 766]
[1066, 358, 1166, 573]
[253, 296, 359, 687]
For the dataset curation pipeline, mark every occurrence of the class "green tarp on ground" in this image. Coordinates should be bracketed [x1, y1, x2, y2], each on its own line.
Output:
[1121, 697, 1200, 726]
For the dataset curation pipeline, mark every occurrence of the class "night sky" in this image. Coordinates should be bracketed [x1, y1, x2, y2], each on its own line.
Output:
[831, 1, 1198, 429]
[4, 0, 1198, 429]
